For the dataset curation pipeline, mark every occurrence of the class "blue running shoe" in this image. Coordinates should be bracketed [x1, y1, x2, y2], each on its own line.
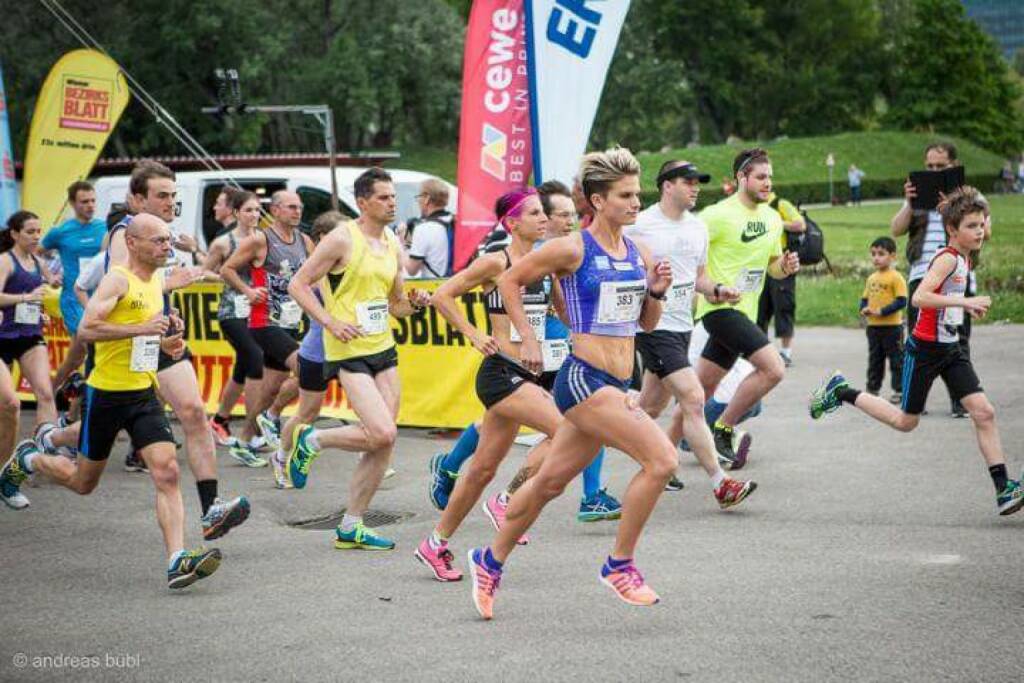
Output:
[202, 496, 251, 540]
[428, 452, 458, 510]
[809, 370, 849, 420]
[287, 424, 320, 489]
[577, 488, 622, 522]
[997, 480, 1024, 516]
[334, 522, 395, 550]
[167, 547, 222, 589]
[0, 440, 35, 510]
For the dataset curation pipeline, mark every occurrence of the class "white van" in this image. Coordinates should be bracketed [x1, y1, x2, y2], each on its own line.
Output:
[92, 165, 457, 249]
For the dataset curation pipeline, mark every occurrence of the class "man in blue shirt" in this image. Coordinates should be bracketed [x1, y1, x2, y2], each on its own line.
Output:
[41, 181, 106, 336]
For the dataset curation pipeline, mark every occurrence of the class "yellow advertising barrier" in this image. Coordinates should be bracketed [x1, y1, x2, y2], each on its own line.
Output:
[16, 279, 490, 430]
[22, 49, 131, 227]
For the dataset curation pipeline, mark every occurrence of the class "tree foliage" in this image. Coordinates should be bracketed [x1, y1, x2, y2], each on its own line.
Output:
[3, 0, 463, 158]
[2, 0, 1022, 161]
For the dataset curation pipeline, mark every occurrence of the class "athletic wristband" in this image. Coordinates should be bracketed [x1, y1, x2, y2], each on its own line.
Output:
[648, 289, 667, 301]
[713, 283, 722, 299]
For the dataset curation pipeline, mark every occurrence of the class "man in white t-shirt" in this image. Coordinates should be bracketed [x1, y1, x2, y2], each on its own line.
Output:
[625, 160, 755, 509]
[403, 178, 453, 278]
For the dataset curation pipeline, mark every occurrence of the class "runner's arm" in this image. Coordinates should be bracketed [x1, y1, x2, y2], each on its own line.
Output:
[433, 252, 504, 343]
[106, 229, 129, 269]
[0, 258, 14, 306]
[388, 265, 429, 318]
[636, 242, 670, 333]
[497, 235, 583, 349]
[288, 228, 352, 328]
[911, 252, 959, 310]
[201, 237, 228, 281]
[78, 273, 167, 341]
[767, 251, 800, 279]
[220, 232, 266, 298]
[550, 278, 570, 326]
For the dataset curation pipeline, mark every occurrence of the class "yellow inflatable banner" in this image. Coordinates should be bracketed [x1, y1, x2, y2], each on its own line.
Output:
[22, 49, 131, 227]
[18, 279, 490, 430]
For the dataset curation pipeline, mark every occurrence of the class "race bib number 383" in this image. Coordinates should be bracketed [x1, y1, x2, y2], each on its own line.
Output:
[597, 280, 646, 324]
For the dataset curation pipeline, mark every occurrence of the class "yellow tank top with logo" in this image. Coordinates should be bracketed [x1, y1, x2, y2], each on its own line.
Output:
[323, 221, 399, 361]
[88, 266, 165, 391]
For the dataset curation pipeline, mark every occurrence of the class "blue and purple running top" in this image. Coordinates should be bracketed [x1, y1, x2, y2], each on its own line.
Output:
[559, 230, 647, 337]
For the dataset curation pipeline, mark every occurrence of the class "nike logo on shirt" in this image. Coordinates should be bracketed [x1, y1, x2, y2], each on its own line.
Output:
[740, 221, 768, 243]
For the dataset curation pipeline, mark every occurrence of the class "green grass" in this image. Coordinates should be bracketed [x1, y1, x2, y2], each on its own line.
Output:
[386, 131, 1006, 188]
[796, 194, 1024, 326]
[386, 133, 1021, 326]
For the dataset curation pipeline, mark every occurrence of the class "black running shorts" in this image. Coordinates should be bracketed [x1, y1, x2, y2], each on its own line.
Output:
[475, 353, 537, 408]
[0, 335, 45, 367]
[323, 346, 398, 379]
[699, 308, 771, 370]
[251, 327, 300, 372]
[901, 337, 982, 415]
[79, 386, 174, 461]
[298, 354, 331, 392]
[636, 330, 692, 379]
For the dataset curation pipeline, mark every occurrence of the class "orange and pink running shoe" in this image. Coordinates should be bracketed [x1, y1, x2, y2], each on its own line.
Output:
[482, 492, 529, 546]
[467, 547, 502, 620]
[714, 477, 757, 510]
[414, 538, 463, 582]
[600, 561, 660, 606]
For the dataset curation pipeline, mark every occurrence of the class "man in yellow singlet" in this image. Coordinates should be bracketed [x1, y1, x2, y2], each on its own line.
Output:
[0, 214, 223, 589]
[284, 167, 430, 551]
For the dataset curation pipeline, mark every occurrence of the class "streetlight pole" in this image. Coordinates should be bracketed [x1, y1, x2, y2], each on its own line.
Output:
[202, 104, 340, 210]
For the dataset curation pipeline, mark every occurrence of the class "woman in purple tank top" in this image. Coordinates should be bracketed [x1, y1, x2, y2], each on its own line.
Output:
[466, 149, 677, 619]
[0, 211, 60, 461]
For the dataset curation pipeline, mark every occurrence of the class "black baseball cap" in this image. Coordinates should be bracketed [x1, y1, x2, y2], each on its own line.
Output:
[656, 163, 711, 187]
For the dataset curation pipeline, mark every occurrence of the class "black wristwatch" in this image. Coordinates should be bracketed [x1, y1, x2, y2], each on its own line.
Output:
[648, 289, 667, 301]
[713, 283, 722, 299]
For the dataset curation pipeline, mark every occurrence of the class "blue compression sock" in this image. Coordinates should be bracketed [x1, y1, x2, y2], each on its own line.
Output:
[440, 423, 480, 472]
[581, 447, 606, 498]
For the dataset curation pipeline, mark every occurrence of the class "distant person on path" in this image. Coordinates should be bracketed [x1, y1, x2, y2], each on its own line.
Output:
[847, 164, 865, 205]
[860, 237, 906, 404]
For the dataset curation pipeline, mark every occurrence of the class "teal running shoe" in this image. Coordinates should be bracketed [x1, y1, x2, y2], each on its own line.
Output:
[1, 440, 35, 510]
[997, 480, 1024, 516]
[577, 488, 622, 522]
[334, 522, 395, 551]
[428, 452, 458, 510]
[287, 424, 320, 489]
[167, 547, 222, 589]
[809, 371, 849, 420]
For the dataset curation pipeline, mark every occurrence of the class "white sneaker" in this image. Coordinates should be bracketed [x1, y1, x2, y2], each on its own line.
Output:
[271, 453, 293, 489]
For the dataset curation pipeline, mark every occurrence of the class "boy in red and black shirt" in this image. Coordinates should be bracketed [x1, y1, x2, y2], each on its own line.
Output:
[809, 186, 1022, 516]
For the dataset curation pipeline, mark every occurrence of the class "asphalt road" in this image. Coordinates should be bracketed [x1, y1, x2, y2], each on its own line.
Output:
[2, 326, 1023, 682]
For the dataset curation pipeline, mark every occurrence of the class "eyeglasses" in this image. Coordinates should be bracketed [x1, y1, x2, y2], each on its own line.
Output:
[415, 193, 427, 200]
[281, 204, 304, 210]
[551, 211, 577, 220]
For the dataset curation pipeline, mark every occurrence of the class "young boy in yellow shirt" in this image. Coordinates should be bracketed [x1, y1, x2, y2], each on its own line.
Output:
[860, 237, 907, 404]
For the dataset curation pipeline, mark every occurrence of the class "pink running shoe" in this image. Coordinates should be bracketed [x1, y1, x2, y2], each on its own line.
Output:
[600, 562, 661, 606]
[414, 538, 463, 582]
[467, 547, 502, 620]
[482, 492, 529, 546]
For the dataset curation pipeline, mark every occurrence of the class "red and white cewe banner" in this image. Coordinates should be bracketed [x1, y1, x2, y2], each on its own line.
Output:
[454, 0, 533, 270]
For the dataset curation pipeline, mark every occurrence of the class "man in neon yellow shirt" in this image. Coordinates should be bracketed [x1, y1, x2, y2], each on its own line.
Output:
[695, 148, 800, 469]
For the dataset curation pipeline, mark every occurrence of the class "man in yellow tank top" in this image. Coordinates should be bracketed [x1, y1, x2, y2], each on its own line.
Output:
[0, 215, 223, 590]
[285, 168, 430, 551]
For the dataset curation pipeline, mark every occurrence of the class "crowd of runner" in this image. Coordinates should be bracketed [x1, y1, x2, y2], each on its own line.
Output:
[1, 147, 1019, 618]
